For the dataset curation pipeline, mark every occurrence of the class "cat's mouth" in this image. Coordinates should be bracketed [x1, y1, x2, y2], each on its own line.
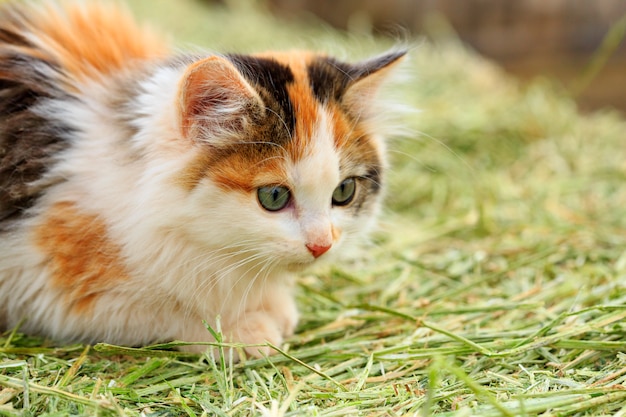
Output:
[286, 260, 316, 272]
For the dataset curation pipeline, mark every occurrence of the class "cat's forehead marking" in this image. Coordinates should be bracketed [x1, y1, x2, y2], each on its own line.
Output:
[279, 52, 323, 160]
[249, 51, 368, 157]
[226, 51, 355, 156]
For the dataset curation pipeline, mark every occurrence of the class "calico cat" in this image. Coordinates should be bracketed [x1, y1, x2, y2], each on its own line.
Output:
[0, 1, 404, 357]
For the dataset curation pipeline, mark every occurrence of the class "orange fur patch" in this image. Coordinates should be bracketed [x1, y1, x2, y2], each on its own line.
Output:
[328, 103, 357, 149]
[327, 102, 379, 167]
[215, 153, 287, 191]
[287, 79, 319, 160]
[34, 202, 129, 313]
[287, 64, 319, 159]
[182, 149, 287, 193]
[178, 152, 213, 191]
[30, 2, 168, 81]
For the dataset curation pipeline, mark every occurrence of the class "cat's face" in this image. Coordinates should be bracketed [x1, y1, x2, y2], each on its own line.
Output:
[173, 51, 403, 268]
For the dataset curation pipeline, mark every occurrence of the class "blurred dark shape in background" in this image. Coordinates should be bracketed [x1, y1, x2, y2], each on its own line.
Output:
[267, 0, 626, 113]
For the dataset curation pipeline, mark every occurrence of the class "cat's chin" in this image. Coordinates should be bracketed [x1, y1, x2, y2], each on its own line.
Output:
[286, 260, 315, 272]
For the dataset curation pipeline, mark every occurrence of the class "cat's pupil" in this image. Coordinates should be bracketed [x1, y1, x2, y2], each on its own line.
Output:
[258, 185, 291, 212]
[332, 178, 357, 206]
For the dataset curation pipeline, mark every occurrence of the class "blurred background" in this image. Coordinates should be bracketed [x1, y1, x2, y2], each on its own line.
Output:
[259, 0, 626, 114]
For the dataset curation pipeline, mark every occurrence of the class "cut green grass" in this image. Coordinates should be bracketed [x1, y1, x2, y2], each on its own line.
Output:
[2, 0, 626, 415]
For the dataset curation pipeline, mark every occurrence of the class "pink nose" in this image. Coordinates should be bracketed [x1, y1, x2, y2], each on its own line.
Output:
[306, 243, 332, 258]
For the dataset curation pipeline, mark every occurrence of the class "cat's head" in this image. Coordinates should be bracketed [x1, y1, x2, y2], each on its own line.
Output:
[171, 50, 405, 268]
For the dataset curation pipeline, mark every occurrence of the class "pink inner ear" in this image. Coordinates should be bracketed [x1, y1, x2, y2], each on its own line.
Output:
[179, 57, 261, 139]
[186, 87, 229, 117]
[342, 51, 406, 113]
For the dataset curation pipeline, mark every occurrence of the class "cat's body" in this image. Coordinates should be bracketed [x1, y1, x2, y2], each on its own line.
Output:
[0, 1, 403, 356]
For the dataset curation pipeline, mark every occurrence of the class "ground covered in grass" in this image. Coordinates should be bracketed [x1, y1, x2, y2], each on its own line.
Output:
[2, 1, 626, 416]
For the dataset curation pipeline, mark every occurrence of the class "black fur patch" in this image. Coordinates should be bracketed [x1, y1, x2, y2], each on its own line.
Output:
[0, 23, 73, 224]
[226, 54, 296, 137]
[306, 57, 350, 103]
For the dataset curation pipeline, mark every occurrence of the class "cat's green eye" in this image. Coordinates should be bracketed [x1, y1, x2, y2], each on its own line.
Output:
[258, 185, 291, 212]
[332, 178, 357, 206]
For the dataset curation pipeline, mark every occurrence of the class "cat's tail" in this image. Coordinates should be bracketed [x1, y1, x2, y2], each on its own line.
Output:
[0, 0, 168, 89]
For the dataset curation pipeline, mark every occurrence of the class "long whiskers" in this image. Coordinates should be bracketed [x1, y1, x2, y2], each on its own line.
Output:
[147, 238, 264, 321]
[168, 238, 283, 332]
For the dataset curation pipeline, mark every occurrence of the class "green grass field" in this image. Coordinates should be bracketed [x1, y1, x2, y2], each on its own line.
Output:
[2, 1, 626, 415]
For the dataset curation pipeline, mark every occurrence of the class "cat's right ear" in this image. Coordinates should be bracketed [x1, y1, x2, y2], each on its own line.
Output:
[178, 56, 264, 141]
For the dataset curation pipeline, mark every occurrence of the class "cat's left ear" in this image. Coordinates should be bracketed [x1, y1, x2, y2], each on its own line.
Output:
[342, 50, 406, 111]
[178, 56, 264, 141]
